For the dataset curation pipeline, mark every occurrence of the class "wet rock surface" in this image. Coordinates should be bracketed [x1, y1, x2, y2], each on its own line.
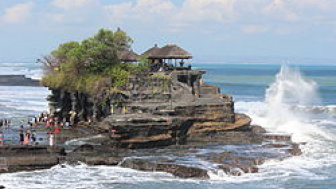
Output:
[0, 124, 303, 178]
[64, 126, 301, 178]
[0, 122, 302, 179]
[0, 146, 65, 173]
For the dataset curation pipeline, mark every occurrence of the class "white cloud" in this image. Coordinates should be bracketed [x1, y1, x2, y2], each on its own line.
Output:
[51, 0, 98, 10]
[135, 0, 174, 14]
[242, 25, 269, 34]
[104, 2, 133, 22]
[104, 0, 174, 22]
[1, 2, 34, 24]
[168, 0, 336, 34]
[4, 0, 333, 35]
[44, 0, 336, 34]
[298, 0, 336, 11]
[47, 0, 102, 24]
[46, 13, 67, 23]
[175, 0, 236, 23]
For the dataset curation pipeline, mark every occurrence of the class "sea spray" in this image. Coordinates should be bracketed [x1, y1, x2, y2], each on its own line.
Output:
[231, 65, 336, 182]
[266, 65, 321, 106]
[251, 65, 333, 143]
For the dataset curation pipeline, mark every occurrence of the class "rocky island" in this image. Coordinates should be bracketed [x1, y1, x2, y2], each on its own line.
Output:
[0, 29, 301, 179]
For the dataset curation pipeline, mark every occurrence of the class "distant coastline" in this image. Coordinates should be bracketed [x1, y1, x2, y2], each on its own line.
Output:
[0, 75, 40, 86]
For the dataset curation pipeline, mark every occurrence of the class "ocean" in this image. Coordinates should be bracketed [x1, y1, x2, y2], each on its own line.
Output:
[0, 62, 335, 189]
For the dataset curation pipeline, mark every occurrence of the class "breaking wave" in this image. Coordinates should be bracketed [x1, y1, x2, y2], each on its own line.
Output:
[233, 65, 336, 182]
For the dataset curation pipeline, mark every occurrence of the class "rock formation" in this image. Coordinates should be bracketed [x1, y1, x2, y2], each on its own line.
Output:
[0, 43, 303, 179]
[46, 67, 247, 149]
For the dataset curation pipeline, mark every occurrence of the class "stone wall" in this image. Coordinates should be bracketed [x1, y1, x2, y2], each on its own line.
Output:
[47, 70, 208, 121]
[122, 76, 172, 103]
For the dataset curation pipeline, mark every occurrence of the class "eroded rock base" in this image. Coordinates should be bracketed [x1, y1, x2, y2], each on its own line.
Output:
[0, 125, 302, 179]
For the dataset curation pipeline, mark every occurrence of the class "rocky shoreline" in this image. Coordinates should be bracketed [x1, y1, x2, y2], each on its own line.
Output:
[0, 122, 302, 179]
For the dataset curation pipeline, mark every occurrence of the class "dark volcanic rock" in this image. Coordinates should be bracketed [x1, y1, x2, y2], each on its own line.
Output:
[85, 157, 120, 165]
[0, 146, 65, 173]
[0, 146, 65, 156]
[164, 164, 209, 178]
[250, 125, 267, 134]
[188, 131, 263, 145]
[73, 144, 95, 152]
[218, 164, 258, 176]
[259, 133, 292, 141]
[119, 158, 209, 179]
[98, 113, 195, 148]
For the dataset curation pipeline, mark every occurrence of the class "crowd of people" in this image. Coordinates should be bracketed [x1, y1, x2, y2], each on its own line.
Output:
[19, 128, 37, 145]
[0, 111, 72, 147]
[0, 119, 11, 129]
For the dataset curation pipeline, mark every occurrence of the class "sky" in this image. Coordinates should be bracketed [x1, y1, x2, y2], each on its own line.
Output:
[1, 0, 336, 64]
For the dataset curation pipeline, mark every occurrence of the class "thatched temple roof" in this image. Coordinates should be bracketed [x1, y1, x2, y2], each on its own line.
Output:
[141, 44, 160, 58]
[142, 44, 192, 59]
[118, 49, 139, 62]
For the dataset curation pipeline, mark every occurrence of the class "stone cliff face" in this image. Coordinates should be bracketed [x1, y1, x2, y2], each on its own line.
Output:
[47, 69, 247, 148]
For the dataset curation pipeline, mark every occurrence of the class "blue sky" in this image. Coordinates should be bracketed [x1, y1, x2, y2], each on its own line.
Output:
[1, 0, 336, 64]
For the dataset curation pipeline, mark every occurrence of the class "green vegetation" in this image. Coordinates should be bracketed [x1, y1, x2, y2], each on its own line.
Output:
[41, 29, 149, 98]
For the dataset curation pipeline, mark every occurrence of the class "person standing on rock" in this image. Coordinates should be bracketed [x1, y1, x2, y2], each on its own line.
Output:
[19, 128, 24, 145]
[39, 113, 43, 122]
[48, 132, 54, 146]
[45, 120, 51, 127]
[54, 124, 60, 134]
[23, 132, 29, 145]
[26, 130, 32, 142]
[31, 130, 37, 145]
[69, 111, 77, 126]
[3, 119, 9, 128]
[0, 132, 4, 146]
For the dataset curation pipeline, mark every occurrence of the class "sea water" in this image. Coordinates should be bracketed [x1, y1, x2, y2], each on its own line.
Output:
[0, 62, 336, 188]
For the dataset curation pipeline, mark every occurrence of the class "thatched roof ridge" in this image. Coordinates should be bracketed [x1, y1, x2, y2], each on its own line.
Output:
[149, 44, 192, 59]
[118, 49, 139, 62]
[141, 44, 160, 57]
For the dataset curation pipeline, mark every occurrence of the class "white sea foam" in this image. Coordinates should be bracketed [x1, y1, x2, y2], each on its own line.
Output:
[236, 66, 334, 142]
[0, 86, 50, 118]
[229, 65, 336, 182]
[0, 164, 187, 189]
[292, 105, 336, 117]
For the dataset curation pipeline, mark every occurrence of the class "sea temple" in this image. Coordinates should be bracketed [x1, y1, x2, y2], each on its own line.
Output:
[46, 42, 247, 148]
[0, 29, 302, 178]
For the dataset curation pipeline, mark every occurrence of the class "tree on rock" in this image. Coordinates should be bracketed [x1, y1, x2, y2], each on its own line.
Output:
[41, 28, 134, 94]
[41, 28, 145, 120]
